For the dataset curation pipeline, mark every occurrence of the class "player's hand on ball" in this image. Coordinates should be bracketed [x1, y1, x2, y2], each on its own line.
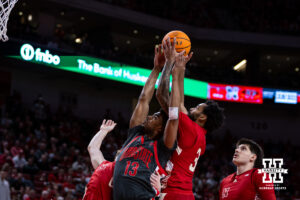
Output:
[154, 44, 165, 70]
[100, 119, 117, 132]
[163, 37, 178, 62]
[174, 50, 193, 70]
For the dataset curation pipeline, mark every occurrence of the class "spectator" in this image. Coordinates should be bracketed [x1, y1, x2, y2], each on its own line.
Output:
[0, 164, 11, 200]
[32, 95, 47, 121]
[23, 157, 39, 176]
[12, 151, 27, 169]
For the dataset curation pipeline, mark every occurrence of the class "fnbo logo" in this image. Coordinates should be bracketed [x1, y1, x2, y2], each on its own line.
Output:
[20, 43, 60, 65]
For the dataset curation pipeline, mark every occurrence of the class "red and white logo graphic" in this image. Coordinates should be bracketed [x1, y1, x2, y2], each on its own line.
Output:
[222, 187, 230, 198]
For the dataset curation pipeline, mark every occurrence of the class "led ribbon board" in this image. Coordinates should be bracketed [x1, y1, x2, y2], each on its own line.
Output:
[274, 90, 297, 104]
[264, 88, 298, 104]
[9, 43, 208, 99]
[208, 83, 263, 104]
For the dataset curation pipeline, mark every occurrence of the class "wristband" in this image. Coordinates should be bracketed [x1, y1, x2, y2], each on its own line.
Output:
[169, 107, 178, 120]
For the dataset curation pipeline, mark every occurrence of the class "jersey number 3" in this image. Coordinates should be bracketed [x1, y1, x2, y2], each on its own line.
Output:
[189, 148, 201, 172]
[124, 161, 139, 176]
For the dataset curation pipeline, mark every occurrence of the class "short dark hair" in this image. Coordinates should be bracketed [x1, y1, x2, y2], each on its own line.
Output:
[236, 138, 264, 168]
[202, 100, 225, 132]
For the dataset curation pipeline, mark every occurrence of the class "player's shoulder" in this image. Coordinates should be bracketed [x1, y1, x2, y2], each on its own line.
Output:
[96, 161, 114, 171]
[248, 168, 261, 178]
[179, 112, 189, 121]
[108, 161, 116, 168]
[125, 125, 144, 143]
[179, 112, 206, 133]
[251, 168, 269, 181]
[221, 173, 235, 184]
[128, 125, 144, 133]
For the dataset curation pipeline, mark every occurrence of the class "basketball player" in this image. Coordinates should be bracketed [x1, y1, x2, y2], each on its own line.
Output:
[113, 46, 187, 200]
[219, 138, 276, 200]
[156, 37, 225, 200]
[83, 119, 117, 200]
[83, 118, 166, 200]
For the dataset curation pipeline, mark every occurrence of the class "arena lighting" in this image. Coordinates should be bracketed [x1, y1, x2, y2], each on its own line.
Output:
[27, 14, 33, 22]
[75, 38, 82, 44]
[8, 43, 208, 99]
[233, 59, 247, 71]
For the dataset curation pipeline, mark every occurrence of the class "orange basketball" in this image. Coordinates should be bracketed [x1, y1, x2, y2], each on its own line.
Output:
[162, 30, 191, 56]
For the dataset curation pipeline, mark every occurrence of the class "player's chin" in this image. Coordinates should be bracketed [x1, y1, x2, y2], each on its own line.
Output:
[232, 158, 239, 164]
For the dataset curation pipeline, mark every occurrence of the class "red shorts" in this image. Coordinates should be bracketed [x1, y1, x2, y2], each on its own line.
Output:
[160, 192, 195, 200]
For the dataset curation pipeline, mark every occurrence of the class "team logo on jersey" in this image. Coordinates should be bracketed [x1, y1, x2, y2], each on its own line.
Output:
[259, 158, 288, 183]
[222, 187, 230, 198]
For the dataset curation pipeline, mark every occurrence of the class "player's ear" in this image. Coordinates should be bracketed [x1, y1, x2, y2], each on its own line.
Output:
[250, 153, 257, 163]
[198, 113, 207, 122]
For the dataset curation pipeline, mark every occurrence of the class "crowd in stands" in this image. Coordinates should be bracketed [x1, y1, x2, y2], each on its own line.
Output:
[0, 91, 299, 200]
[98, 0, 300, 35]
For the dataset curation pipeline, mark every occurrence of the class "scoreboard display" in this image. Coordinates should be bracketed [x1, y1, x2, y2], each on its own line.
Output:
[208, 83, 263, 104]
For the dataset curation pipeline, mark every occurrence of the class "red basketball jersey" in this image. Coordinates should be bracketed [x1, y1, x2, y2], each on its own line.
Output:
[219, 168, 276, 200]
[162, 112, 207, 194]
[83, 161, 115, 200]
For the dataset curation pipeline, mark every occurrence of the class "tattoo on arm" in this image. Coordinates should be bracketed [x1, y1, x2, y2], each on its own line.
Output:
[156, 61, 174, 113]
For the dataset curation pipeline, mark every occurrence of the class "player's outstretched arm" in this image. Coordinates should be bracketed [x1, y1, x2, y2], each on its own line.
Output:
[130, 45, 164, 128]
[163, 51, 184, 149]
[156, 37, 177, 114]
[163, 51, 193, 149]
[87, 119, 117, 170]
[178, 51, 193, 115]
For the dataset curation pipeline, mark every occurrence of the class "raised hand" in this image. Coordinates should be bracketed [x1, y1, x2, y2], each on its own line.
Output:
[162, 37, 178, 62]
[174, 50, 193, 70]
[100, 119, 117, 132]
[154, 44, 165, 71]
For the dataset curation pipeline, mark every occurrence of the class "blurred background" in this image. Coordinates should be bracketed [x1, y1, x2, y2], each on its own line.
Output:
[0, 0, 299, 199]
